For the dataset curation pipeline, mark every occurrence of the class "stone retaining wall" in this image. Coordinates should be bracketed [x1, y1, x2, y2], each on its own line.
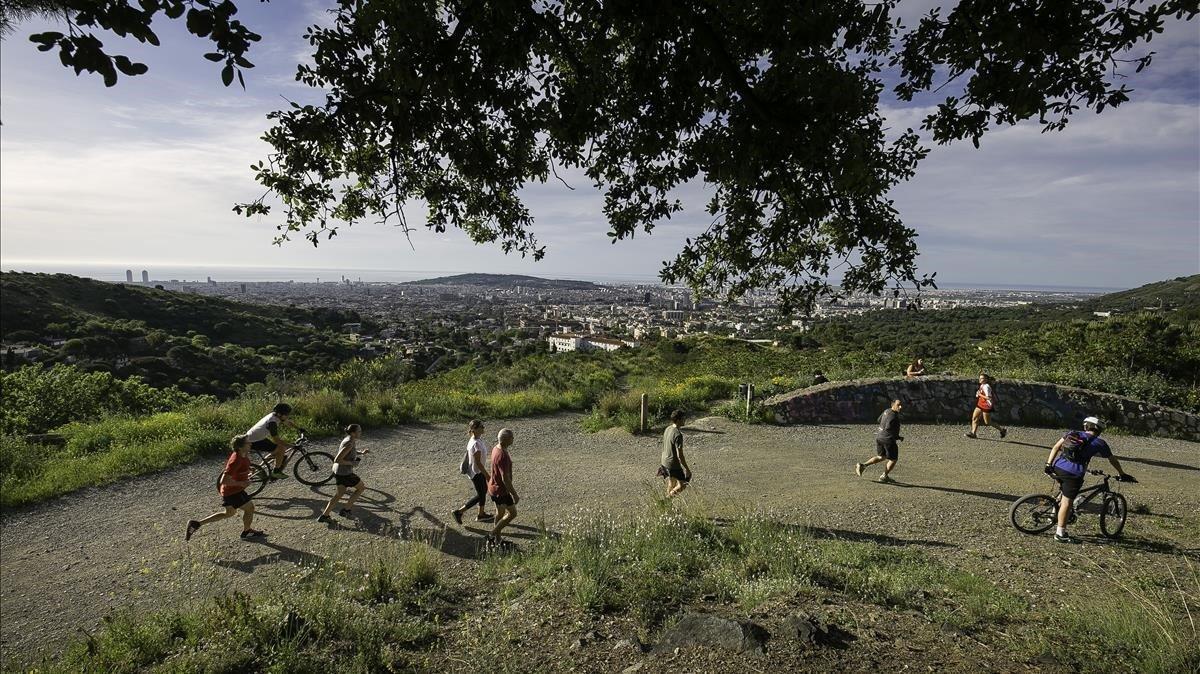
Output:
[763, 376, 1200, 442]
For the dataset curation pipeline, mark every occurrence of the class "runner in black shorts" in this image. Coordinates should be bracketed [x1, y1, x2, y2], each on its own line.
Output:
[318, 424, 368, 522]
[855, 399, 904, 483]
[186, 434, 266, 540]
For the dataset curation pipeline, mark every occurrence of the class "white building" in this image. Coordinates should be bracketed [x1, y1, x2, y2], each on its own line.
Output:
[549, 334, 584, 352]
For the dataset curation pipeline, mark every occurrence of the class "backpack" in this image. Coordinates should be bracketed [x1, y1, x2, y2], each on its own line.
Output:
[1060, 432, 1097, 464]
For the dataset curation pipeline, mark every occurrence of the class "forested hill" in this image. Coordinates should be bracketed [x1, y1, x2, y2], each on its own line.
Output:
[1088, 274, 1200, 316]
[0, 273, 362, 397]
[0, 272, 358, 344]
[405, 273, 596, 289]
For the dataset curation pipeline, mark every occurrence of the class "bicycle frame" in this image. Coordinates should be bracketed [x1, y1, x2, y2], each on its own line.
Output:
[1050, 470, 1121, 516]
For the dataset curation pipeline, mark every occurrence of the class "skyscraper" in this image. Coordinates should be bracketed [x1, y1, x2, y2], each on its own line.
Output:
[125, 269, 133, 282]
[141, 270, 149, 283]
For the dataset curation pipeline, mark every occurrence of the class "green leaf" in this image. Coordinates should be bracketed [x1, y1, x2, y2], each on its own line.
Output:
[203, 52, 224, 62]
[221, 63, 234, 87]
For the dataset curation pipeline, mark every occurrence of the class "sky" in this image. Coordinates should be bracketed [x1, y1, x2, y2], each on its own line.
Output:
[1, 1, 1198, 290]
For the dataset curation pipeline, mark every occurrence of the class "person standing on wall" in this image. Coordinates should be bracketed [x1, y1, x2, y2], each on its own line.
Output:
[965, 373, 1007, 440]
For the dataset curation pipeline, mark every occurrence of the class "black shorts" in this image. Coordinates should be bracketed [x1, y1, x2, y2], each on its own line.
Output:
[250, 438, 277, 453]
[334, 473, 361, 487]
[658, 465, 690, 483]
[1052, 468, 1084, 499]
[875, 439, 899, 461]
[222, 491, 252, 509]
[491, 493, 515, 507]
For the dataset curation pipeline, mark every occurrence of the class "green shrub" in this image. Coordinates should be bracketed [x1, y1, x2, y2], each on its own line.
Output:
[0, 363, 194, 436]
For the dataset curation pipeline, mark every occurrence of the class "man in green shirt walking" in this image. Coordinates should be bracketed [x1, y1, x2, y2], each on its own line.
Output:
[658, 409, 692, 498]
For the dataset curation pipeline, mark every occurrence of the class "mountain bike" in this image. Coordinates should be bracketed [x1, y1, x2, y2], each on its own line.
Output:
[1009, 469, 1137, 539]
[217, 434, 336, 497]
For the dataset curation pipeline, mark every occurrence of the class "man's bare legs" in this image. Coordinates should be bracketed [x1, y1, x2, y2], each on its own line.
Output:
[856, 456, 895, 479]
[273, 440, 287, 472]
[666, 476, 687, 498]
[189, 503, 256, 537]
[491, 504, 517, 541]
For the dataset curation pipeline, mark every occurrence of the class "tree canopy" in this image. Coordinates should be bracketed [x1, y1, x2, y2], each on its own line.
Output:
[4, 0, 261, 87]
[7, 0, 1196, 313]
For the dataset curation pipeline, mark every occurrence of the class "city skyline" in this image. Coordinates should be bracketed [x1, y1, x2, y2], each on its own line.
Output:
[1, 1, 1197, 290]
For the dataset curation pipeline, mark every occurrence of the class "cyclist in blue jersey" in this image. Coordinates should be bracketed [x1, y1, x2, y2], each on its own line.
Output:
[1044, 416, 1135, 543]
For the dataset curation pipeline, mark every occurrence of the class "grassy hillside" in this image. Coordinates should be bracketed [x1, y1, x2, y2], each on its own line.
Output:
[0, 272, 358, 345]
[0, 273, 360, 397]
[1087, 274, 1200, 315]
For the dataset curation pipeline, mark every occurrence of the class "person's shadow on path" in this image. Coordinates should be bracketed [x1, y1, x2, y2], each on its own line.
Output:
[214, 540, 326, 574]
[889, 481, 1019, 504]
[1122, 456, 1198, 472]
[975, 437, 1047, 450]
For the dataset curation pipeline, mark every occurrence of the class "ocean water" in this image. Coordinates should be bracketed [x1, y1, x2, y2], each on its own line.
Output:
[0, 262, 664, 285]
[0, 260, 1123, 293]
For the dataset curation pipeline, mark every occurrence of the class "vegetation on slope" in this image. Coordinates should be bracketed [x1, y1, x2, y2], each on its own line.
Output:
[13, 509, 1197, 673]
[1, 272, 362, 397]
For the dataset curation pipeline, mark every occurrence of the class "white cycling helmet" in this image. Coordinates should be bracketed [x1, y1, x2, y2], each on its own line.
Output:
[1082, 416, 1105, 430]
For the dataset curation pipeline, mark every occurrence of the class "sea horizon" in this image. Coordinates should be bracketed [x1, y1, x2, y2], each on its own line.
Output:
[0, 260, 1126, 294]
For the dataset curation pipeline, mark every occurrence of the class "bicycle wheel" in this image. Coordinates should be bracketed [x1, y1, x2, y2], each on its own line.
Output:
[1100, 493, 1128, 538]
[1010, 493, 1058, 534]
[293, 451, 335, 486]
[244, 462, 271, 497]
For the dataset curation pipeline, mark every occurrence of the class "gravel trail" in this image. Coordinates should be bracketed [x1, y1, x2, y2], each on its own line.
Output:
[2, 414, 1197, 663]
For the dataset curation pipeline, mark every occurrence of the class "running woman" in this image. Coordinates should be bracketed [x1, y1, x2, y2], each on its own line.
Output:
[855, 399, 904, 482]
[965, 373, 1007, 439]
[451, 419, 494, 525]
[245, 402, 305, 478]
[186, 434, 266, 540]
[487, 428, 519, 544]
[317, 424, 368, 522]
[657, 409, 692, 498]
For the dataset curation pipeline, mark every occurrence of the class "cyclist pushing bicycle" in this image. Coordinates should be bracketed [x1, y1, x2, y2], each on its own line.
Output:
[1044, 416, 1136, 544]
[246, 403, 306, 479]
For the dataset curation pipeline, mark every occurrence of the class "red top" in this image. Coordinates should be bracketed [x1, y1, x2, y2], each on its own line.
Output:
[488, 444, 512, 497]
[219, 451, 251, 496]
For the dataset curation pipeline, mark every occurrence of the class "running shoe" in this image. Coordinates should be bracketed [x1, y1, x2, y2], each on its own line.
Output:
[964, 432, 977, 439]
[316, 514, 332, 523]
[999, 427, 1008, 439]
[877, 474, 894, 483]
[476, 513, 495, 522]
[452, 510, 463, 525]
[240, 529, 267, 539]
[1054, 532, 1076, 544]
[271, 470, 288, 480]
[855, 463, 864, 477]
[185, 520, 200, 541]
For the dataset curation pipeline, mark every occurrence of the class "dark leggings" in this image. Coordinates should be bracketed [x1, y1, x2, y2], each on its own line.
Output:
[461, 473, 488, 510]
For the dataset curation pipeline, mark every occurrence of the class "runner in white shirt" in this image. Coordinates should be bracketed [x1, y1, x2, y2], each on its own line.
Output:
[245, 402, 304, 478]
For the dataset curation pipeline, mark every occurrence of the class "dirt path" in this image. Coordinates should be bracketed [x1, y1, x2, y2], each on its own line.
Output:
[2, 414, 1197, 663]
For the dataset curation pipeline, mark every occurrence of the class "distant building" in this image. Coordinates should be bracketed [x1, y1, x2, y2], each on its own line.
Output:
[141, 270, 149, 283]
[549, 333, 583, 352]
[662, 310, 685, 321]
[125, 269, 133, 282]
[548, 333, 638, 353]
[342, 322, 362, 334]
